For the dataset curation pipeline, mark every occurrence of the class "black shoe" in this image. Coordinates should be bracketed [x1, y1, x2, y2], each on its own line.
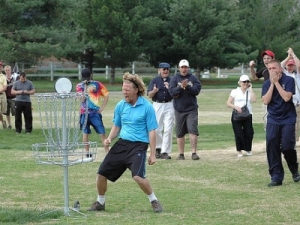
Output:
[268, 181, 282, 187]
[87, 201, 105, 211]
[191, 153, 200, 160]
[160, 153, 171, 159]
[176, 154, 185, 160]
[151, 200, 162, 213]
[293, 173, 300, 182]
[155, 148, 161, 159]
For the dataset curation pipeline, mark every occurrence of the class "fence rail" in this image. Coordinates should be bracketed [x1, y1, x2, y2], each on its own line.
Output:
[24, 62, 248, 80]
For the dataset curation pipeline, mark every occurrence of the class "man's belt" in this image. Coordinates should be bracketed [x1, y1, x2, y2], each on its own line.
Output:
[155, 100, 172, 103]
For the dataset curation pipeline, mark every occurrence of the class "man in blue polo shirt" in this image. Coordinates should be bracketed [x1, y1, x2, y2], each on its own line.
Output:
[88, 72, 163, 213]
[262, 59, 300, 187]
[147, 62, 174, 159]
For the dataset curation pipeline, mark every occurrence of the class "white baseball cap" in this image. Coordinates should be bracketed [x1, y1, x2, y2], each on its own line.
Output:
[238, 74, 251, 83]
[179, 59, 189, 67]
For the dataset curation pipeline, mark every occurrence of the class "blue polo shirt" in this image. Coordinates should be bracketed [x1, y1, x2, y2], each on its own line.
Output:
[113, 96, 158, 143]
[262, 73, 296, 125]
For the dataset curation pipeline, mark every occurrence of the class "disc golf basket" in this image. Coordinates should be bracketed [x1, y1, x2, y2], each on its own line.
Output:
[32, 78, 97, 217]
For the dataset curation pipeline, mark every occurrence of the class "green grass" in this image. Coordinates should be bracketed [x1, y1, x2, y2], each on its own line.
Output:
[2, 86, 299, 225]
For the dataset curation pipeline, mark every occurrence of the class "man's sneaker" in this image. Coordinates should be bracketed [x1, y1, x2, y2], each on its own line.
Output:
[176, 154, 185, 160]
[246, 151, 252, 156]
[151, 200, 162, 213]
[160, 153, 171, 159]
[2, 121, 7, 129]
[293, 173, 300, 182]
[87, 201, 105, 211]
[191, 153, 200, 160]
[155, 148, 161, 158]
[267, 181, 282, 187]
[8, 125, 12, 129]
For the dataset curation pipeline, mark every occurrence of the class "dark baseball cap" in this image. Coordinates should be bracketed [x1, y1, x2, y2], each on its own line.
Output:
[81, 68, 91, 81]
[159, 62, 170, 68]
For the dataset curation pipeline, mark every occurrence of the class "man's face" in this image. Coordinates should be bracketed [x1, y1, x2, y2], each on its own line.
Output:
[160, 68, 169, 78]
[286, 64, 296, 73]
[122, 82, 138, 104]
[5, 68, 11, 76]
[263, 55, 273, 67]
[268, 62, 282, 79]
[20, 76, 26, 82]
[179, 66, 189, 76]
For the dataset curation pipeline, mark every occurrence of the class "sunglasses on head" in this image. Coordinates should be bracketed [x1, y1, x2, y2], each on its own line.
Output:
[242, 80, 250, 83]
[162, 68, 169, 71]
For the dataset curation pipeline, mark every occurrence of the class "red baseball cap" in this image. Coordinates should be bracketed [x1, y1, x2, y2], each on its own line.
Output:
[287, 59, 295, 66]
[261, 50, 275, 58]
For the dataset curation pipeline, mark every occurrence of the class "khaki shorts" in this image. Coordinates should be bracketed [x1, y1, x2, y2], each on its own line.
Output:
[0, 94, 7, 114]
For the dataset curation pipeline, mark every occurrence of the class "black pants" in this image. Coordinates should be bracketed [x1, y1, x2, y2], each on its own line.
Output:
[231, 114, 254, 151]
[15, 101, 32, 133]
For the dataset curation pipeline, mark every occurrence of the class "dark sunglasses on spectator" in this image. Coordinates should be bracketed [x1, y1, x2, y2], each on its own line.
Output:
[242, 80, 250, 83]
[162, 68, 169, 71]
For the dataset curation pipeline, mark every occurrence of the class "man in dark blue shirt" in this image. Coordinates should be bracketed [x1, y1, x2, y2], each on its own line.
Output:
[262, 59, 300, 187]
[147, 62, 174, 159]
[169, 59, 201, 160]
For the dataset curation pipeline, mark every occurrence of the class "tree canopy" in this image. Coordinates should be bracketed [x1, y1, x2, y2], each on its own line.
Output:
[1, 0, 300, 80]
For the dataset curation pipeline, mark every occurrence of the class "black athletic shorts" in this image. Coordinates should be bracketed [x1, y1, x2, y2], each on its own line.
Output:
[97, 138, 148, 182]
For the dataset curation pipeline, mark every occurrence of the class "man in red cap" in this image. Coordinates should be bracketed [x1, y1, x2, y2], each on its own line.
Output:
[249, 50, 275, 81]
[281, 47, 300, 144]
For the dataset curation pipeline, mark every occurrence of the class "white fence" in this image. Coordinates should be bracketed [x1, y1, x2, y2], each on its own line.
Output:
[24, 62, 248, 81]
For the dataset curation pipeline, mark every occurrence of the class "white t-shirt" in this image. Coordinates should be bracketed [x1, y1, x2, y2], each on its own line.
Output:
[283, 69, 300, 105]
[230, 87, 253, 114]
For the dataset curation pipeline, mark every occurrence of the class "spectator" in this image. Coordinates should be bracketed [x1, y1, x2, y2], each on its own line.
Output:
[11, 72, 35, 134]
[281, 48, 300, 145]
[76, 68, 109, 156]
[262, 59, 300, 187]
[226, 74, 257, 157]
[0, 61, 7, 129]
[249, 50, 275, 130]
[169, 59, 201, 160]
[147, 62, 174, 159]
[249, 50, 275, 81]
[3, 65, 17, 129]
[87, 72, 162, 213]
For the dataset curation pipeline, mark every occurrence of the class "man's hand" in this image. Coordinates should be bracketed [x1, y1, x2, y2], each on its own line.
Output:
[152, 84, 159, 93]
[148, 154, 156, 165]
[249, 60, 255, 67]
[104, 138, 111, 147]
[270, 71, 280, 84]
[181, 79, 188, 88]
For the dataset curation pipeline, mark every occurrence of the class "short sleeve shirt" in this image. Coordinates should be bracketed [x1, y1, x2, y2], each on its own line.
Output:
[230, 87, 253, 114]
[76, 80, 109, 114]
[262, 74, 296, 124]
[113, 96, 158, 143]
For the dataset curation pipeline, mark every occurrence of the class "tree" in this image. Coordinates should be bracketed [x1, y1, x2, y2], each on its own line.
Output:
[237, 0, 300, 66]
[76, 0, 143, 84]
[0, 0, 85, 68]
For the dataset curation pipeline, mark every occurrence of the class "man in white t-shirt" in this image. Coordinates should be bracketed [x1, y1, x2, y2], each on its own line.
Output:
[281, 48, 300, 143]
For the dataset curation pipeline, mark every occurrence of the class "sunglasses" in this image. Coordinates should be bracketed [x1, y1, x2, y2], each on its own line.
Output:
[242, 80, 250, 83]
[162, 68, 169, 71]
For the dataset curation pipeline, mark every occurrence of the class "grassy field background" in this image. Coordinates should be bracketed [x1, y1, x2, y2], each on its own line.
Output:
[1, 78, 298, 225]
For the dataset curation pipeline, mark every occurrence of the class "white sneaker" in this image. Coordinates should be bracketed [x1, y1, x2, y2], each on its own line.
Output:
[237, 154, 243, 157]
[246, 151, 252, 156]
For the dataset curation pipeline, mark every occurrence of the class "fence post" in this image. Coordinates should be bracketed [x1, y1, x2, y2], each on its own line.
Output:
[132, 61, 135, 75]
[78, 64, 82, 80]
[105, 65, 109, 79]
[50, 62, 54, 81]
